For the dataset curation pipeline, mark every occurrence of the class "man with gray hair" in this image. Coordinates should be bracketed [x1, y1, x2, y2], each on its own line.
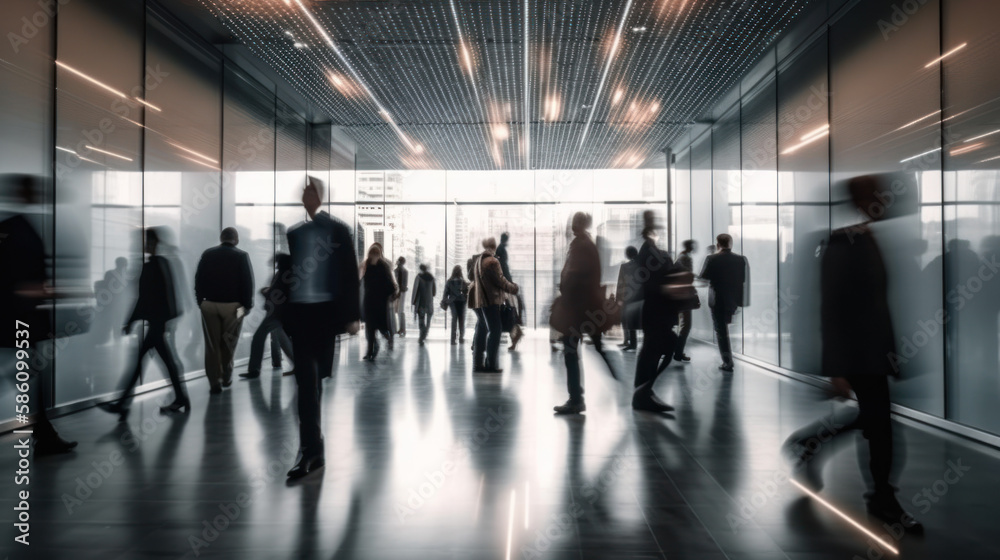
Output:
[195, 226, 255, 393]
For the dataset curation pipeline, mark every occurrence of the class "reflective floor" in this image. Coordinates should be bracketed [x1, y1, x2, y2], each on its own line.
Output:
[2, 333, 999, 559]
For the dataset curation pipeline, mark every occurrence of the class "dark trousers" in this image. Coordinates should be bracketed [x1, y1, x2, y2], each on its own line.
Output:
[622, 327, 637, 348]
[846, 375, 895, 498]
[248, 314, 294, 374]
[117, 321, 187, 406]
[563, 335, 584, 403]
[365, 324, 390, 358]
[450, 301, 466, 342]
[417, 310, 432, 342]
[284, 302, 337, 457]
[675, 310, 692, 357]
[473, 304, 502, 368]
[711, 306, 734, 365]
[634, 330, 677, 396]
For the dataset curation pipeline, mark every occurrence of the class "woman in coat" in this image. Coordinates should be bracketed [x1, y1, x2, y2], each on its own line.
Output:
[444, 265, 469, 345]
[411, 264, 437, 344]
[360, 244, 398, 361]
[470, 237, 519, 373]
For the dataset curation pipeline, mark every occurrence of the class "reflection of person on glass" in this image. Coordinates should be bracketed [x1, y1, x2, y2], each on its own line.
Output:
[700, 233, 746, 372]
[792, 175, 922, 533]
[195, 227, 254, 394]
[92, 256, 129, 344]
[283, 177, 360, 478]
[444, 265, 469, 345]
[469, 237, 519, 373]
[100, 227, 189, 420]
[0, 174, 77, 454]
[552, 212, 617, 414]
[240, 253, 295, 379]
[394, 257, 408, 337]
[411, 263, 436, 345]
[360, 243, 397, 361]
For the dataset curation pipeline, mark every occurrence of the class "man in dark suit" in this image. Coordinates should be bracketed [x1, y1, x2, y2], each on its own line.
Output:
[700, 233, 746, 372]
[394, 257, 408, 337]
[284, 177, 361, 478]
[195, 227, 255, 393]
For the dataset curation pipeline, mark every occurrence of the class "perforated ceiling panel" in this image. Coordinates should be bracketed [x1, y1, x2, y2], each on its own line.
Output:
[194, 0, 817, 169]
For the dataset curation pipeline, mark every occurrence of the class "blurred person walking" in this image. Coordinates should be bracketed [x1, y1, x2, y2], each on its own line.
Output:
[700, 233, 746, 372]
[616, 246, 641, 351]
[195, 227, 254, 393]
[411, 264, 436, 345]
[100, 227, 189, 420]
[469, 237, 519, 373]
[444, 265, 469, 345]
[495, 232, 525, 350]
[361, 243, 398, 361]
[551, 212, 618, 414]
[0, 174, 77, 454]
[394, 257, 409, 337]
[240, 253, 295, 379]
[673, 240, 697, 363]
[283, 177, 360, 478]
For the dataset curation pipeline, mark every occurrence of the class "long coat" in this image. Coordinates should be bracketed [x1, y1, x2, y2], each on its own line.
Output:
[411, 272, 437, 313]
[362, 258, 397, 332]
[558, 234, 605, 333]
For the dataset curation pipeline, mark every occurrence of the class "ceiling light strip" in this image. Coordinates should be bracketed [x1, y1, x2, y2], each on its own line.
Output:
[55, 61, 128, 98]
[290, 0, 417, 153]
[579, 0, 634, 149]
[523, 0, 531, 168]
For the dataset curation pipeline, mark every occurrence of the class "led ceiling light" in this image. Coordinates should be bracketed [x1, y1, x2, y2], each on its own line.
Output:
[790, 480, 899, 555]
[85, 145, 133, 162]
[964, 128, 1000, 143]
[166, 140, 219, 164]
[55, 61, 128, 98]
[950, 142, 984, 156]
[900, 147, 941, 163]
[579, 0, 635, 149]
[893, 110, 940, 132]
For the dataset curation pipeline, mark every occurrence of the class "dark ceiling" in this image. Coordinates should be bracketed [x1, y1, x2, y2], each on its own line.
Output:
[182, 0, 818, 170]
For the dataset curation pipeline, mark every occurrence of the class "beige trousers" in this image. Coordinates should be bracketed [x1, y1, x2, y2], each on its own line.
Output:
[200, 301, 244, 388]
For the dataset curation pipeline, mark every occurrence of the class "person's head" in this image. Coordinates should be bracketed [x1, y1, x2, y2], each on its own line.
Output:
[682, 239, 697, 253]
[641, 210, 659, 239]
[451, 265, 463, 280]
[419, 263, 428, 273]
[947, 239, 970, 253]
[366, 244, 383, 263]
[115, 257, 127, 270]
[482, 237, 498, 252]
[500, 232, 510, 244]
[302, 176, 324, 217]
[397, 256, 406, 267]
[571, 212, 592, 236]
[220, 227, 239, 246]
[625, 246, 638, 260]
[716, 233, 733, 250]
[1, 174, 41, 205]
[144, 228, 160, 255]
[707, 244, 716, 254]
[848, 174, 890, 222]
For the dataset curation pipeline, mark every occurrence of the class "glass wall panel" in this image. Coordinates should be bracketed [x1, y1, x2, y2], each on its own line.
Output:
[777, 37, 829, 374]
[386, 205, 448, 329]
[225, 65, 277, 364]
[675, 148, 692, 254]
[691, 133, 714, 341]
[142, 14, 223, 381]
[595, 169, 665, 202]
[942, 0, 1000, 432]
[830, 0, 944, 415]
[0, 0, 55, 420]
[448, 170, 535, 202]
[54, 0, 144, 406]
[741, 75, 779, 363]
[713, 106, 743, 354]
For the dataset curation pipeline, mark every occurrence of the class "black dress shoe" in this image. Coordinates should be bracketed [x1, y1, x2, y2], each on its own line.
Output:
[222, 380, 233, 388]
[674, 354, 692, 362]
[287, 455, 325, 479]
[209, 386, 223, 395]
[553, 400, 586, 414]
[632, 394, 674, 413]
[867, 497, 924, 535]
[283, 369, 296, 377]
[239, 372, 261, 379]
[160, 399, 190, 414]
[480, 367, 504, 374]
[98, 401, 130, 422]
[34, 435, 78, 456]
[719, 363, 734, 372]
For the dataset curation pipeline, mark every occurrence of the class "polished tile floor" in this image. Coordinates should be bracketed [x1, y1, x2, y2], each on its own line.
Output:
[2, 332, 999, 559]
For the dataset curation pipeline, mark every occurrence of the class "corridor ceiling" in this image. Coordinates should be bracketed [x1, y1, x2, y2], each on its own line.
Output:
[191, 0, 818, 170]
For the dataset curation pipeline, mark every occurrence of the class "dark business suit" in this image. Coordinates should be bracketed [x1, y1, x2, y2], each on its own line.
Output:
[700, 249, 746, 366]
[674, 252, 695, 358]
[634, 239, 682, 395]
[820, 226, 897, 499]
[118, 255, 186, 406]
[285, 211, 360, 458]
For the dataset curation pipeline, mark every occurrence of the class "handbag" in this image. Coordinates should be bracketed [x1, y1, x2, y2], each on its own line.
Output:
[440, 294, 451, 311]
[501, 299, 517, 332]
[664, 271, 701, 312]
